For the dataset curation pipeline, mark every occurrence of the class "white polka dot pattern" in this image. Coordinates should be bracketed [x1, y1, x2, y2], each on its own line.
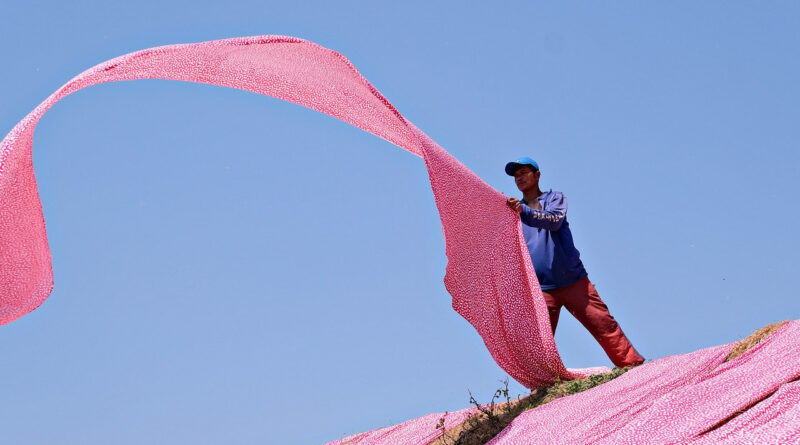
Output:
[0, 35, 596, 389]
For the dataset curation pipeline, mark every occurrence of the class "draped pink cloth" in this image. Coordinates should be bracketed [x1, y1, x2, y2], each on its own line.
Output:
[684, 380, 800, 444]
[328, 321, 800, 444]
[327, 406, 478, 445]
[0, 36, 599, 388]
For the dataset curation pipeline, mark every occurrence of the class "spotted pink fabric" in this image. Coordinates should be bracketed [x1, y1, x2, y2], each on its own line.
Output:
[683, 380, 800, 444]
[0, 36, 601, 388]
[489, 344, 733, 444]
[326, 321, 800, 444]
[488, 320, 800, 444]
[326, 406, 478, 445]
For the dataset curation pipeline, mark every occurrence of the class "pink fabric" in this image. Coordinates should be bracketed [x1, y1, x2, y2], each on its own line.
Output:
[682, 380, 800, 444]
[488, 320, 800, 444]
[487, 345, 732, 444]
[0, 36, 600, 388]
[326, 406, 477, 445]
[333, 321, 800, 444]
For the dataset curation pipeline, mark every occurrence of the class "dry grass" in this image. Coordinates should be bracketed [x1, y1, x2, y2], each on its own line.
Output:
[726, 320, 788, 361]
[430, 398, 527, 445]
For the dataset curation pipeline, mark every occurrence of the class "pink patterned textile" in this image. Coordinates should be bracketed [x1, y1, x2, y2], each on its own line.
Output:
[488, 343, 733, 444]
[683, 380, 800, 444]
[332, 322, 800, 444]
[488, 320, 800, 445]
[0, 36, 600, 387]
[326, 406, 477, 445]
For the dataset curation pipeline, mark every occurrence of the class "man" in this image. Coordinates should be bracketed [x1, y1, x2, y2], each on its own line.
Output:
[505, 157, 644, 368]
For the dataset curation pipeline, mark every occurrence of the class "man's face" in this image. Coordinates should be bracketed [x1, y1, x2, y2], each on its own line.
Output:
[514, 165, 540, 192]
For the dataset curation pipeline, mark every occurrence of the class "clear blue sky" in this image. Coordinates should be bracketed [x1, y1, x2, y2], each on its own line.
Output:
[2, 2, 799, 444]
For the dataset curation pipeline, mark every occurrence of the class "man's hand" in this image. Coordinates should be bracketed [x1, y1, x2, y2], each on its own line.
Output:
[506, 197, 522, 214]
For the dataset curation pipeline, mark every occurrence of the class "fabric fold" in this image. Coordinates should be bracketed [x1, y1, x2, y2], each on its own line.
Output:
[1, 35, 599, 388]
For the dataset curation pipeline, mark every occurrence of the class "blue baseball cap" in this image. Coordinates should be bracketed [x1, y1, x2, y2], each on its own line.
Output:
[505, 157, 540, 176]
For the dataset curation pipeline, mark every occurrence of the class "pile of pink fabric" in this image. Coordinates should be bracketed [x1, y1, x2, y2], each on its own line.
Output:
[328, 320, 800, 444]
[492, 320, 800, 444]
[0, 36, 602, 388]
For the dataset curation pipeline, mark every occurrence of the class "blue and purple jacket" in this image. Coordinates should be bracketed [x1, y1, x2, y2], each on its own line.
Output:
[519, 190, 588, 291]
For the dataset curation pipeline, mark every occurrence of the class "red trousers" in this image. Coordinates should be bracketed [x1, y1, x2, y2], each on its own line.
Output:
[542, 276, 644, 368]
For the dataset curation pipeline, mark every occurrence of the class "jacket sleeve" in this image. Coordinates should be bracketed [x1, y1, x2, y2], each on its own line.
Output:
[520, 192, 567, 231]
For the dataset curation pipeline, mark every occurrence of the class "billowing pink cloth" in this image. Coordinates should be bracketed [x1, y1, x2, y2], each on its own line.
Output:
[0, 36, 598, 388]
[326, 321, 800, 444]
